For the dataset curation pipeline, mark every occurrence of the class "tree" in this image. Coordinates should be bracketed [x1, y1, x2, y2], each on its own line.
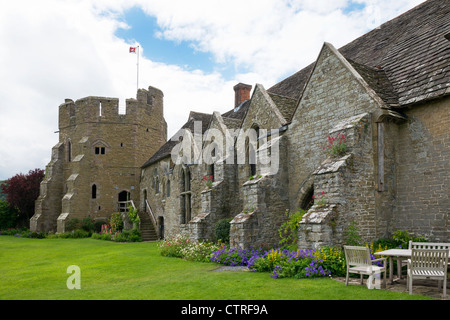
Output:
[0, 200, 18, 229]
[1, 169, 44, 227]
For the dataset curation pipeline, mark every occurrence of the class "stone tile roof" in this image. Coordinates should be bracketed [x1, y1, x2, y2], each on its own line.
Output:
[347, 59, 399, 107]
[222, 99, 251, 120]
[141, 111, 212, 168]
[142, 99, 251, 168]
[268, 93, 298, 122]
[268, 0, 450, 109]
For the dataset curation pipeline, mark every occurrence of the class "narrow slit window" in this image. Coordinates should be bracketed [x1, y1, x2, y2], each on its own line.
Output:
[377, 122, 385, 192]
[92, 184, 97, 199]
[67, 140, 72, 162]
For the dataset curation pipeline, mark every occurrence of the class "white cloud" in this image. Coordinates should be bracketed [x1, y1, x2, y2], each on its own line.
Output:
[0, 0, 425, 179]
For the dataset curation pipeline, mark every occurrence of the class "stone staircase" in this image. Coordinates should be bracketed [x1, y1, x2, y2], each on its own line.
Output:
[138, 212, 159, 242]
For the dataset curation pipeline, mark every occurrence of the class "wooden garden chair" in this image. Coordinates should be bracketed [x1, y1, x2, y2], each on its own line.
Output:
[407, 248, 448, 298]
[398, 242, 450, 279]
[344, 246, 387, 289]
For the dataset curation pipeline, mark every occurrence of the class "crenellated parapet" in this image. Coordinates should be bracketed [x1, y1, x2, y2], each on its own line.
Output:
[58, 86, 165, 131]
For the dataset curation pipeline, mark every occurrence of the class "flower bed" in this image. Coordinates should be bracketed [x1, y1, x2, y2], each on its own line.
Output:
[91, 224, 142, 242]
[159, 234, 222, 263]
[211, 246, 335, 279]
[159, 230, 428, 280]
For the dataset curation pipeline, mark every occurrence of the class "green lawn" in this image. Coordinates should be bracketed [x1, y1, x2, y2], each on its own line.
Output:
[0, 236, 433, 300]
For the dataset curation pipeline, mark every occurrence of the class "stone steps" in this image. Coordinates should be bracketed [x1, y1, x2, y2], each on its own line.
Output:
[138, 212, 159, 242]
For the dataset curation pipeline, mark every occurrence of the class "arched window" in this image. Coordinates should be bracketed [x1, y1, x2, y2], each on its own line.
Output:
[143, 189, 148, 211]
[91, 184, 97, 199]
[180, 167, 191, 224]
[300, 186, 314, 211]
[245, 129, 259, 177]
[154, 168, 160, 194]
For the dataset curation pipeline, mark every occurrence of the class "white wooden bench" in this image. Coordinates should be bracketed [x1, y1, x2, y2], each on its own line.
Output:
[407, 248, 448, 298]
[344, 246, 387, 289]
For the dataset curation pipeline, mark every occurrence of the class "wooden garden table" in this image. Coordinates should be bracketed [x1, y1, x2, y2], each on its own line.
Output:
[374, 249, 411, 284]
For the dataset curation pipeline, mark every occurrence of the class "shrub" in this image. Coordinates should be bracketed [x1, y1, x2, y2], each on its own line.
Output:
[181, 241, 222, 262]
[344, 221, 362, 245]
[65, 218, 82, 232]
[314, 246, 346, 277]
[81, 217, 95, 233]
[391, 230, 427, 249]
[94, 220, 108, 233]
[2, 228, 47, 239]
[159, 234, 221, 262]
[250, 248, 318, 275]
[127, 204, 140, 230]
[91, 224, 141, 242]
[91, 231, 111, 241]
[110, 213, 123, 232]
[46, 229, 90, 239]
[120, 229, 142, 242]
[0, 200, 18, 229]
[159, 234, 193, 258]
[278, 209, 305, 249]
[70, 229, 90, 238]
[214, 219, 231, 243]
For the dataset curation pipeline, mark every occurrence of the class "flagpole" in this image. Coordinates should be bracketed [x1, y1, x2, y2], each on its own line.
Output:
[137, 45, 140, 92]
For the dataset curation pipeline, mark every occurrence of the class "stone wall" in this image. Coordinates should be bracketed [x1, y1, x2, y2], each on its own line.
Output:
[297, 113, 377, 249]
[392, 96, 450, 241]
[31, 142, 65, 232]
[230, 134, 290, 249]
[288, 43, 389, 247]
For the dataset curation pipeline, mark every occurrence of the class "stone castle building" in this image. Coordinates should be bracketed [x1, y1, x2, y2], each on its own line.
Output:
[139, 0, 449, 248]
[31, 87, 167, 233]
[34, 0, 449, 248]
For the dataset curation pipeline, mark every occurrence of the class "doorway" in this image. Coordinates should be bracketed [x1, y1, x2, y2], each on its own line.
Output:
[118, 190, 130, 212]
[158, 216, 164, 239]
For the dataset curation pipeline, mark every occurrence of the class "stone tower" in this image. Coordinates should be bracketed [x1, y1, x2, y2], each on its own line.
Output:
[31, 86, 167, 233]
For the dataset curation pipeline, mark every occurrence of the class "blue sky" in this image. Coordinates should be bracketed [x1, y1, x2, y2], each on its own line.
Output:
[115, 7, 219, 75]
[0, 0, 425, 179]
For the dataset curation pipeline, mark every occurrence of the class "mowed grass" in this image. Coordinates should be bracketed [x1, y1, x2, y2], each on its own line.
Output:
[0, 236, 433, 300]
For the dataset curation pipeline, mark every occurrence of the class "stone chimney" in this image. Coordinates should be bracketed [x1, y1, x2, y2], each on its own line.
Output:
[233, 83, 252, 108]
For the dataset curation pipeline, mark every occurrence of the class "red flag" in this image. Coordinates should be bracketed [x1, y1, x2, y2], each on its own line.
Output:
[129, 47, 136, 53]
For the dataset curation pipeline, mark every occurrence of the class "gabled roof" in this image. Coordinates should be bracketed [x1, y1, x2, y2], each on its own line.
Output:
[142, 98, 251, 169]
[141, 111, 212, 168]
[267, 92, 298, 123]
[222, 99, 251, 120]
[268, 0, 450, 108]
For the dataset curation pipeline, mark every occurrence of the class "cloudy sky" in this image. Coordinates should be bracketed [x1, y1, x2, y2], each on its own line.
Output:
[0, 0, 425, 180]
